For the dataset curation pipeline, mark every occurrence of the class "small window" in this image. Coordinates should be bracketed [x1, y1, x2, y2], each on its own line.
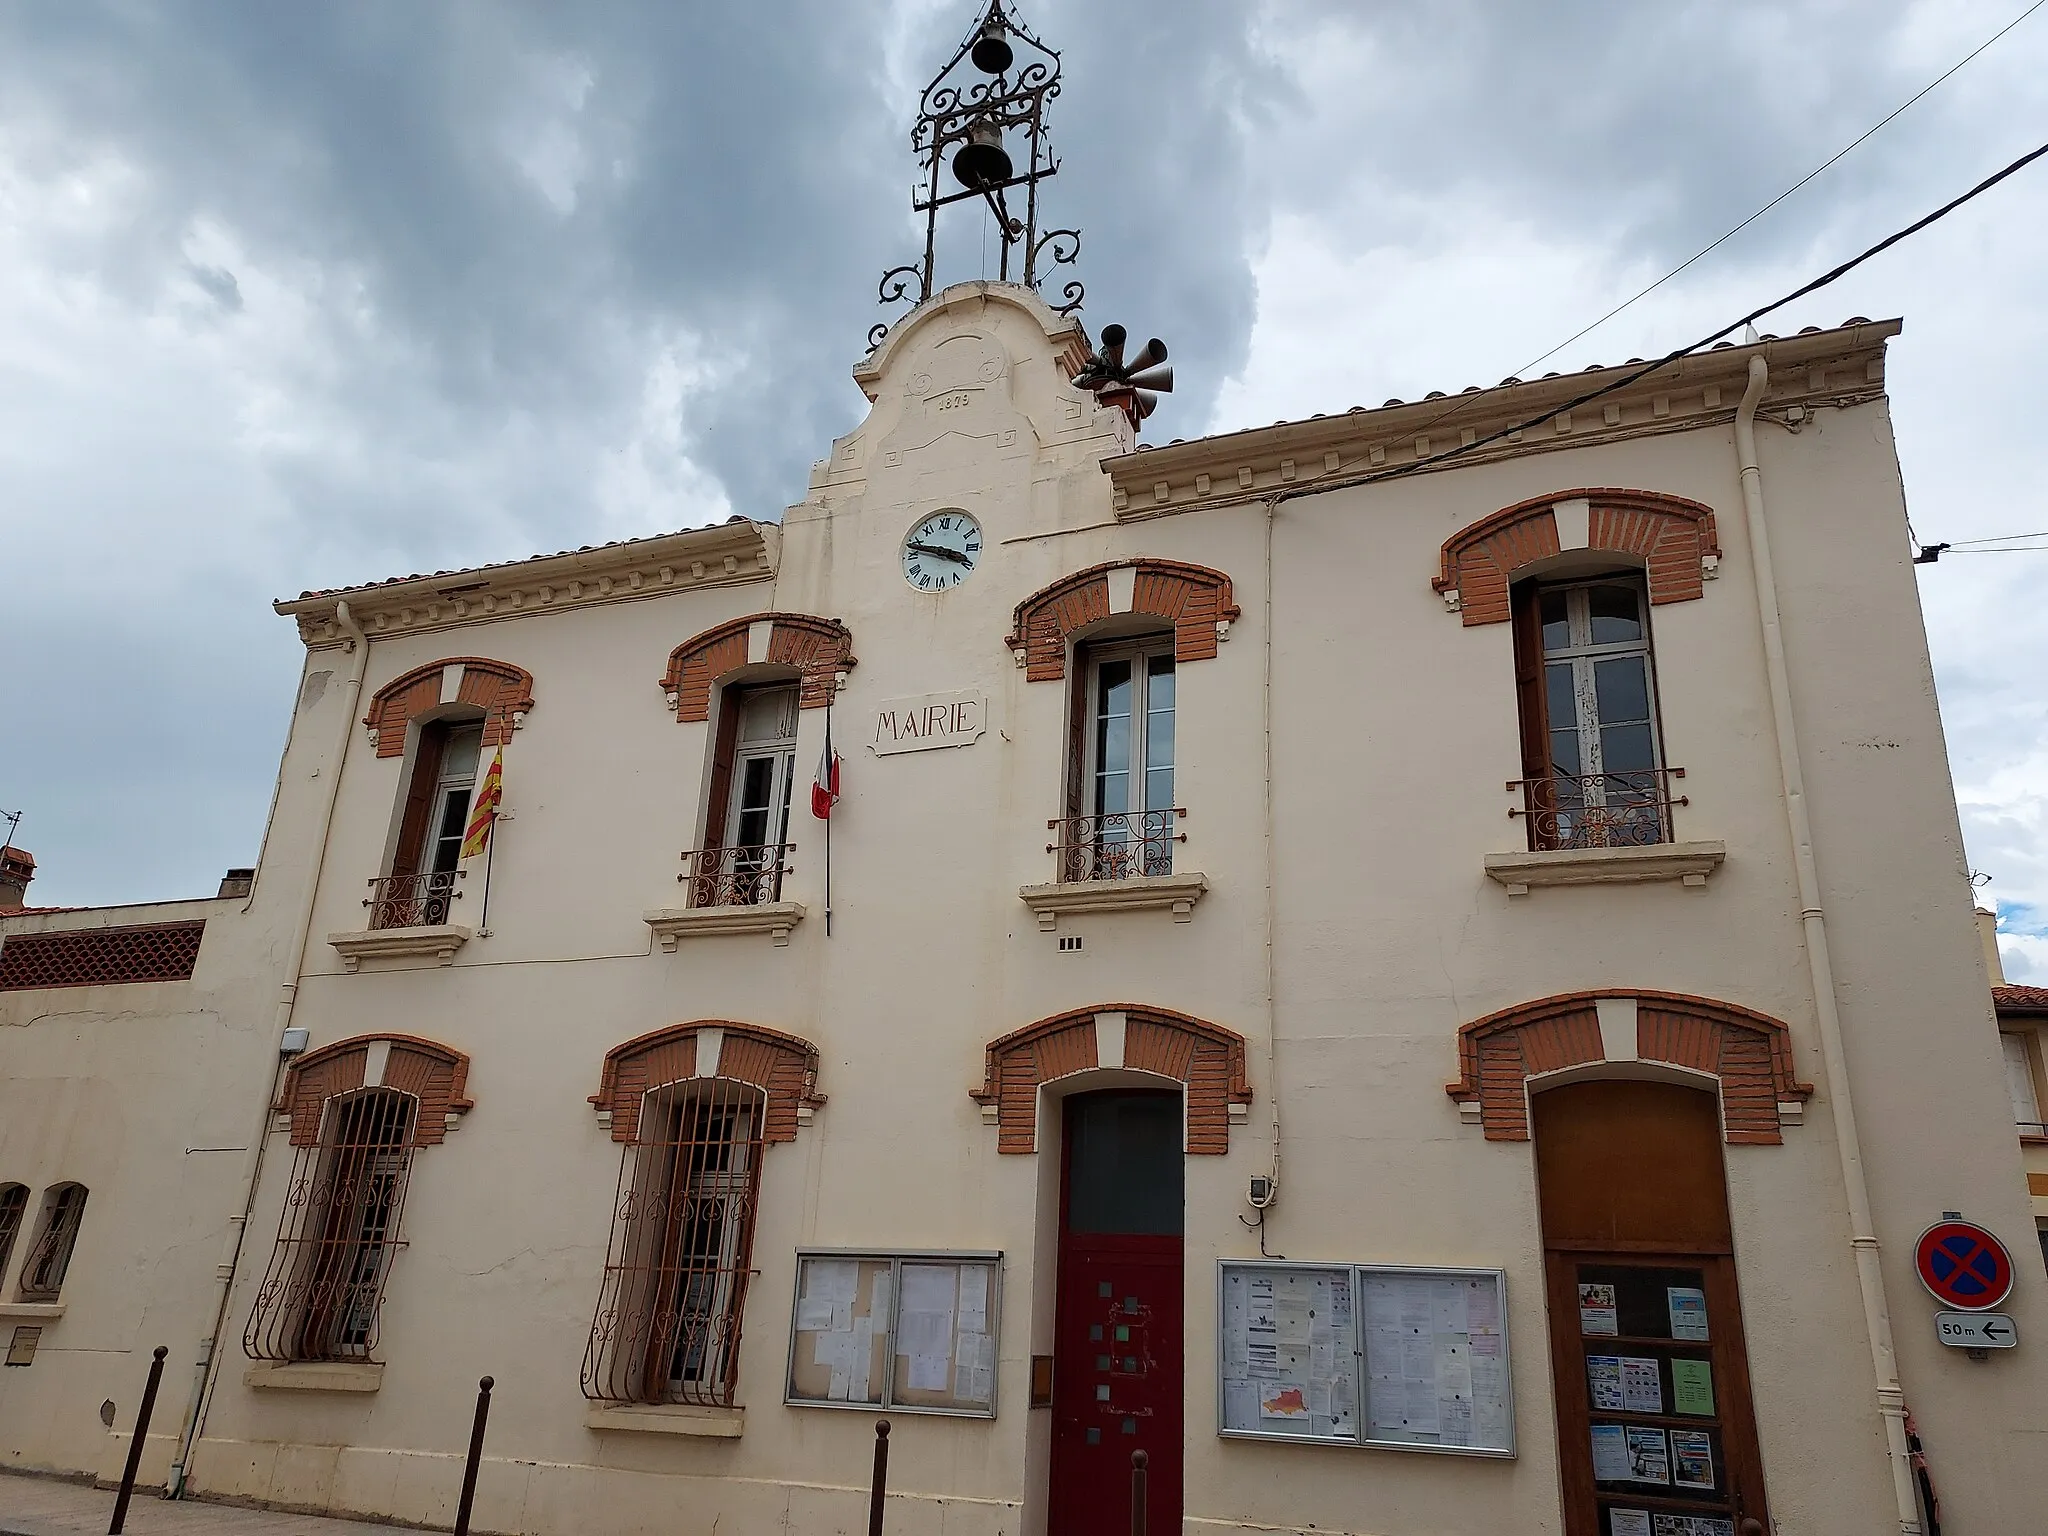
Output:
[2003, 1031, 2044, 1136]
[18, 1184, 88, 1301]
[244, 1089, 416, 1361]
[1057, 635, 1177, 880]
[373, 715, 483, 928]
[0, 1184, 28, 1284]
[583, 1078, 764, 1406]
[1511, 576, 1670, 849]
[691, 683, 799, 906]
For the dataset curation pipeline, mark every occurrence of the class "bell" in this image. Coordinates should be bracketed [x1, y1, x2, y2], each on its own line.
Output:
[952, 119, 1013, 190]
[970, 18, 1014, 74]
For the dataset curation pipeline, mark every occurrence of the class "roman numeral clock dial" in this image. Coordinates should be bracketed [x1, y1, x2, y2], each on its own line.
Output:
[901, 511, 982, 591]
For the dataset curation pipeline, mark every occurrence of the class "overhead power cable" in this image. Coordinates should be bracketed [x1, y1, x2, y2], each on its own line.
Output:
[1512, 0, 2047, 379]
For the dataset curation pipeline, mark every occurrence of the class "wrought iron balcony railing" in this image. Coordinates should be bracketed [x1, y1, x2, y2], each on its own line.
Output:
[678, 844, 794, 909]
[1047, 809, 1185, 883]
[1508, 769, 1687, 852]
[364, 870, 463, 930]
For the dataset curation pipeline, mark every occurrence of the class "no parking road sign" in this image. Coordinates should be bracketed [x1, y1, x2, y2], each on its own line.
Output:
[1914, 1219, 2014, 1311]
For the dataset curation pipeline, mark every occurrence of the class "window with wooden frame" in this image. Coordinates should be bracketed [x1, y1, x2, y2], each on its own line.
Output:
[689, 682, 800, 907]
[1055, 631, 1180, 882]
[1510, 575, 1677, 850]
[371, 712, 484, 929]
[583, 1077, 765, 1406]
[2003, 1030, 2046, 1138]
[244, 1088, 416, 1361]
[0, 1184, 29, 1286]
[16, 1183, 88, 1302]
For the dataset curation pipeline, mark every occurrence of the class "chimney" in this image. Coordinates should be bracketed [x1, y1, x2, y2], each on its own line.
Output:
[0, 847, 35, 912]
[217, 868, 256, 900]
[1977, 908, 2007, 987]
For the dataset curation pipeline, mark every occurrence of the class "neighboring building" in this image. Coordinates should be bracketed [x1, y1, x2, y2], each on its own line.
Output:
[1986, 910, 2048, 1270]
[5, 8, 2047, 1534]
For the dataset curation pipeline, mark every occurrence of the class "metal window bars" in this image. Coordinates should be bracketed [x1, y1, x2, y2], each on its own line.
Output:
[583, 1079, 765, 1407]
[17, 1184, 88, 1301]
[365, 870, 464, 930]
[244, 1090, 416, 1362]
[0, 1184, 30, 1289]
[1047, 809, 1185, 883]
[1508, 769, 1686, 851]
[679, 844, 794, 909]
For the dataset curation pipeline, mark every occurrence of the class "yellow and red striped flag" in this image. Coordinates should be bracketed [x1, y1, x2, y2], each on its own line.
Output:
[460, 747, 503, 859]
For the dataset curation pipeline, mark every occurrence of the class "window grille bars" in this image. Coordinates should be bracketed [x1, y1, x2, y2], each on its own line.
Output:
[1508, 768, 1686, 851]
[0, 1184, 29, 1286]
[1047, 809, 1185, 883]
[0, 921, 204, 991]
[679, 844, 794, 909]
[583, 1078, 765, 1407]
[364, 870, 464, 930]
[244, 1090, 416, 1361]
[17, 1184, 88, 1301]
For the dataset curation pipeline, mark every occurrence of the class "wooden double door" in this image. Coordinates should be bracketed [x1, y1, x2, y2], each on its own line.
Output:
[1535, 1081, 1770, 1536]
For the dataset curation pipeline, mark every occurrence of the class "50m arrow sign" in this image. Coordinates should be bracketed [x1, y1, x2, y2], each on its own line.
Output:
[1935, 1311, 2018, 1349]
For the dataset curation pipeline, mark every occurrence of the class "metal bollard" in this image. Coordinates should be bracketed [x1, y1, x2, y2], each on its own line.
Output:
[867, 1418, 891, 1536]
[451, 1376, 494, 1536]
[1130, 1448, 1148, 1536]
[108, 1345, 168, 1535]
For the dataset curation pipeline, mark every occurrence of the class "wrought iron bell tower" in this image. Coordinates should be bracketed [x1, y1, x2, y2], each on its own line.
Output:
[870, 0, 1081, 348]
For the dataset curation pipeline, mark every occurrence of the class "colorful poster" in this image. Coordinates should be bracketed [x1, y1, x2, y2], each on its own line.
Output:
[1672, 1358, 1715, 1416]
[1622, 1356, 1663, 1414]
[1668, 1287, 1710, 1341]
[1625, 1426, 1671, 1484]
[1587, 1355, 1625, 1411]
[1652, 1517, 1734, 1536]
[1609, 1512, 1653, 1536]
[1580, 1283, 1619, 1336]
[1260, 1382, 1310, 1420]
[1671, 1429, 1715, 1490]
[1591, 1423, 1632, 1481]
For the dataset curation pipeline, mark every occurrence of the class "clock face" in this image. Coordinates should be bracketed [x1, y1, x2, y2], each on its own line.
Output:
[901, 510, 982, 591]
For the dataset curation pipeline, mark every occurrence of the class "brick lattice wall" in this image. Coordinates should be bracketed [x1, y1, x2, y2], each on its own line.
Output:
[0, 921, 205, 991]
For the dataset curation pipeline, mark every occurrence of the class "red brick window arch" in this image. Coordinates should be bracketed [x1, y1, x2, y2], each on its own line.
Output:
[1446, 990, 1812, 1144]
[1433, 489, 1720, 627]
[971, 1005, 1253, 1153]
[364, 658, 533, 757]
[1006, 560, 1240, 682]
[246, 1034, 473, 1362]
[659, 614, 856, 724]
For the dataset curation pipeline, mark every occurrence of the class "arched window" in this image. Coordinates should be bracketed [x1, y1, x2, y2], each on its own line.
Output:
[0, 1183, 30, 1285]
[17, 1183, 89, 1301]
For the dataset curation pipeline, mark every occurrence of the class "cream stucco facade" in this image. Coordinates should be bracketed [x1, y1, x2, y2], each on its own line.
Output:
[3, 284, 2044, 1535]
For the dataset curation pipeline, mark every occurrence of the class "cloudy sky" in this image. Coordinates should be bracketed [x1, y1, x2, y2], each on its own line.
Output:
[1, 1, 2043, 976]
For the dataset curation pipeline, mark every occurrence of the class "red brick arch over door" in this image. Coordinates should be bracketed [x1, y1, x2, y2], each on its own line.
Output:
[589, 1020, 827, 1144]
[971, 1005, 1254, 1153]
[1432, 489, 1721, 626]
[1006, 560, 1240, 682]
[661, 614, 857, 722]
[276, 1034, 474, 1147]
[1446, 990, 1813, 1144]
[365, 658, 534, 757]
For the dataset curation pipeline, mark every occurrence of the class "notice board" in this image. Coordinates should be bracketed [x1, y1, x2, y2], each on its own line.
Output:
[787, 1249, 1000, 1418]
[1219, 1261, 1514, 1456]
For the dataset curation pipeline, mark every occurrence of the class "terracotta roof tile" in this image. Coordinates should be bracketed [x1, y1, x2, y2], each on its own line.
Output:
[1994, 985, 2048, 1014]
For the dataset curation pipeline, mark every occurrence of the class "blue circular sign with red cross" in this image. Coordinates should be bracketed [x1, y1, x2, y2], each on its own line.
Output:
[1914, 1219, 2014, 1311]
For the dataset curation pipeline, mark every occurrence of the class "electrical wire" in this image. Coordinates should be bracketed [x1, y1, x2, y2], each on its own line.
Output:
[1511, 0, 2047, 380]
[1949, 530, 2048, 546]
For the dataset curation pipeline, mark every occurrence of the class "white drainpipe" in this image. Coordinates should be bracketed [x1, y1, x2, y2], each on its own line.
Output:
[1735, 354, 1921, 1535]
[166, 599, 368, 1497]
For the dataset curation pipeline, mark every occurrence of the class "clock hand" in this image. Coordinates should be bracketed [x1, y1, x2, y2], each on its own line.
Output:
[907, 540, 970, 564]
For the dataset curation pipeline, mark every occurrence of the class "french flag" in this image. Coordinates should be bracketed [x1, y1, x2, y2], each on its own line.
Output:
[812, 716, 841, 819]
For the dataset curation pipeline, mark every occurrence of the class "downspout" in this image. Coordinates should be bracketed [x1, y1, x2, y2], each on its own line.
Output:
[1262, 495, 1282, 1202]
[1736, 355, 1921, 1535]
[167, 599, 368, 1497]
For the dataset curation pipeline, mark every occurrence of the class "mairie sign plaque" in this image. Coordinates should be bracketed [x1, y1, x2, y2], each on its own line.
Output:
[869, 691, 989, 756]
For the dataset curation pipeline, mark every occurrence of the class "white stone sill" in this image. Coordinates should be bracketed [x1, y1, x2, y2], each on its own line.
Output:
[643, 903, 806, 949]
[326, 925, 472, 971]
[0, 1302, 65, 1323]
[1484, 840, 1725, 896]
[585, 1402, 745, 1437]
[1018, 872, 1208, 930]
[243, 1360, 384, 1393]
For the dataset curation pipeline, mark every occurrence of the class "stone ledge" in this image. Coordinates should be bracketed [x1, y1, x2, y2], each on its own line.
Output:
[643, 903, 806, 950]
[326, 925, 472, 971]
[243, 1360, 384, 1393]
[584, 1402, 745, 1438]
[0, 1302, 65, 1323]
[1484, 841, 1725, 896]
[1018, 872, 1209, 930]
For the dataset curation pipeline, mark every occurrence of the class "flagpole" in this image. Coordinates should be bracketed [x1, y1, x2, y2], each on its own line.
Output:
[823, 705, 833, 939]
[477, 820, 497, 938]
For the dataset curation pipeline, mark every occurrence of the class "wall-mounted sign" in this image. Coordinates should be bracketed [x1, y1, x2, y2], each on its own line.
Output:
[869, 691, 988, 756]
[1935, 1311, 2016, 1349]
[1913, 1219, 2014, 1311]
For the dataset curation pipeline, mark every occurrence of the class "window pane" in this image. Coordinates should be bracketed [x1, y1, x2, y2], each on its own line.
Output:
[1549, 729, 1582, 777]
[1066, 1093, 1184, 1236]
[1144, 654, 1175, 708]
[1593, 656, 1650, 725]
[1587, 585, 1644, 644]
[1144, 767, 1174, 815]
[1144, 700, 1174, 772]
[739, 686, 798, 745]
[441, 725, 483, 781]
[1097, 659, 1133, 720]
[1600, 724, 1656, 774]
[1540, 591, 1571, 652]
[1095, 770, 1130, 818]
[1545, 663, 1577, 731]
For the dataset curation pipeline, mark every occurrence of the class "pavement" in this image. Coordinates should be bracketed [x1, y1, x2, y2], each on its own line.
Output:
[0, 1475, 417, 1536]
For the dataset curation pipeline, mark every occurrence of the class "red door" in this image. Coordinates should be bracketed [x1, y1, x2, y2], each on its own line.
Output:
[1049, 1091, 1184, 1536]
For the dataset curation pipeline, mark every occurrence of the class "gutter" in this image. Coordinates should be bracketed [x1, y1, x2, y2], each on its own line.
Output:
[165, 599, 368, 1497]
[1734, 354, 1922, 1535]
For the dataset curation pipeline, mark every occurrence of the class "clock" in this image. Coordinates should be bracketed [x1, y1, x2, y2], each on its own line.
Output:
[901, 510, 982, 591]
